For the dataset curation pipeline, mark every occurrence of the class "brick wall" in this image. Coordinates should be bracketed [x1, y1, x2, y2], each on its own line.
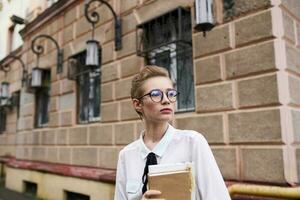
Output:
[0, 0, 299, 186]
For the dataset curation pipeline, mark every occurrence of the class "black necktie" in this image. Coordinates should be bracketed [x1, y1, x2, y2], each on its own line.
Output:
[142, 152, 157, 194]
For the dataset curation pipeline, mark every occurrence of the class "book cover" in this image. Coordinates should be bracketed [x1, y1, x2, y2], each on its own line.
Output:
[148, 162, 194, 200]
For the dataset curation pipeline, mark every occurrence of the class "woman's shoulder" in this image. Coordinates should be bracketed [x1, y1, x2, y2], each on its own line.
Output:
[119, 139, 141, 155]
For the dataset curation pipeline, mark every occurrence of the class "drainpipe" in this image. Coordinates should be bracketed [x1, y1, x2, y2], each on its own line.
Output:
[228, 184, 300, 199]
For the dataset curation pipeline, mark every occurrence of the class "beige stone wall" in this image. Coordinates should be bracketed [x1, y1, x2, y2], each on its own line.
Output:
[5, 167, 115, 200]
[0, 0, 299, 190]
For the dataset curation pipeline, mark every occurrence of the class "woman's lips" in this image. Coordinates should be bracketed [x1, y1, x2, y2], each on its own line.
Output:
[160, 108, 173, 113]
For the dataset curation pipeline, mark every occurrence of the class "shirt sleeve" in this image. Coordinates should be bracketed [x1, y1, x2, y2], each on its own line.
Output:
[114, 150, 127, 200]
[193, 133, 231, 200]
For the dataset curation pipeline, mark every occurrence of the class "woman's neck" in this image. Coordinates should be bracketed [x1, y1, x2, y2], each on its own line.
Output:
[143, 122, 168, 150]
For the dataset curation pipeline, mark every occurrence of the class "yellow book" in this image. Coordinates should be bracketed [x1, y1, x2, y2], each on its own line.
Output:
[148, 163, 194, 200]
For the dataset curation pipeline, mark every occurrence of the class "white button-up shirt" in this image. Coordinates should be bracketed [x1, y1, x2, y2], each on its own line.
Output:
[114, 124, 231, 200]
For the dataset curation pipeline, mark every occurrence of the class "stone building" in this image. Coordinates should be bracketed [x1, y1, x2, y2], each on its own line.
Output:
[0, 0, 299, 199]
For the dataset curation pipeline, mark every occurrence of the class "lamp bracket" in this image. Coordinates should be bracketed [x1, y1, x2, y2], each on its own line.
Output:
[85, 0, 122, 50]
[31, 34, 64, 74]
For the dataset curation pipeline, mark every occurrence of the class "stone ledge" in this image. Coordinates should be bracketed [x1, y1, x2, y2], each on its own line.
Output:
[4, 157, 116, 183]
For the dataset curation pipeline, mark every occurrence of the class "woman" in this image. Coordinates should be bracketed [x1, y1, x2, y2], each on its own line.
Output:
[114, 65, 231, 200]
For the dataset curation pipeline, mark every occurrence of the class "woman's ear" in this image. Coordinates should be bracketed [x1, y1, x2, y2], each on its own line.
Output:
[132, 98, 143, 114]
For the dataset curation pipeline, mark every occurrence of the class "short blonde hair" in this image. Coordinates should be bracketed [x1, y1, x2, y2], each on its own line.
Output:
[131, 65, 170, 116]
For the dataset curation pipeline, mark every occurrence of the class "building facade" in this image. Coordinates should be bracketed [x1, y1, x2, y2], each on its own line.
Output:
[0, 0, 299, 199]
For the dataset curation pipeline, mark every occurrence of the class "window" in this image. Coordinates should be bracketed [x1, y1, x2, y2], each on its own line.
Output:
[69, 50, 101, 124]
[137, 7, 195, 111]
[0, 108, 6, 134]
[34, 70, 51, 128]
[65, 191, 90, 200]
[23, 181, 37, 197]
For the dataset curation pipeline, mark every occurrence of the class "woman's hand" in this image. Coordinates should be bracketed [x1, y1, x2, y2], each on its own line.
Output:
[142, 190, 164, 200]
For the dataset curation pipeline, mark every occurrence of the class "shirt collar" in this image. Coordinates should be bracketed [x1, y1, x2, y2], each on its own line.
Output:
[139, 124, 175, 159]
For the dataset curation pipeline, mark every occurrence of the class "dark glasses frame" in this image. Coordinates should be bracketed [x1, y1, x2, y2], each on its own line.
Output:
[138, 89, 179, 103]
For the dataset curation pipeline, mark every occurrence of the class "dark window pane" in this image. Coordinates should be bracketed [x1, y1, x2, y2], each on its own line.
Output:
[72, 50, 101, 123]
[65, 191, 90, 200]
[35, 70, 50, 128]
[141, 8, 195, 111]
[0, 109, 6, 133]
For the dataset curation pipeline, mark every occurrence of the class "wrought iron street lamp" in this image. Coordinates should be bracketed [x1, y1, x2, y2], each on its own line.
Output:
[84, 0, 122, 67]
[31, 34, 64, 74]
[194, 0, 215, 36]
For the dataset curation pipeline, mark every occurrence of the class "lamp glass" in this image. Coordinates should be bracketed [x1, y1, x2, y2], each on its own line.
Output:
[1, 82, 9, 99]
[31, 67, 43, 87]
[86, 40, 99, 66]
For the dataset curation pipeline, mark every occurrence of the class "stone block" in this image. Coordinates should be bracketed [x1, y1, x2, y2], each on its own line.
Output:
[56, 129, 68, 145]
[61, 79, 74, 94]
[28, 131, 40, 145]
[51, 81, 60, 96]
[102, 42, 114, 64]
[48, 112, 60, 127]
[72, 147, 98, 167]
[120, 100, 139, 120]
[101, 102, 119, 122]
[288, 76, 300, 105]
[282, 11, 295, 43]
[193, 25, 230, 57]
[75, 16, 91, 37]
[117, 32, 137, 59]
[291, 110, 300, 143]
[48, 17, 63, 35]
[102, 63, 119, 83]
[89, 125, 113, 145]
[63, 24, 74, 44]
[98, 147, 118, 169]
[122, 13, 138, 35]
[41, 130, 56, 145]
[212, 147, 237, 180]
[47, 147, 58, 163]
[94, 21, 114, 43]
[115, 123, 135, 145]
[69, 127, 88, 145]
[72, 32, 90, 54]
[32, 147, 46, 161]
[102, 82, 114, 102]
[296, 148, 300, 182]
[46, 33, 59, 53]
[228, 109, 282, 143]
[49, 97, 58, 112]
[235, 11, 273, 46]
[225, 41, 275, 79]
[58, 147, 71, 164]
[115, 78, 132, 100]
[281, 0, 300, 19]
[286, 44, 300, 75]
[238, 74, 279, 108]
[135, 0, 193, 24]
[15, 133, 26, 145]
[297, 23, 300, 47]
[94, 2, 113, 25]
[64, 7, 77, 26]
[241, 147, 285, 183]
[196, 83, 233, 112]
[194, 56, 221, 84]
[120, 55, 142, 78]
[120, 0, 138, 14]
[176, 115, 224, 144]
[60, 111, 73, 127]
[223, 0, 271, 21]
[59, 93, 75, 110]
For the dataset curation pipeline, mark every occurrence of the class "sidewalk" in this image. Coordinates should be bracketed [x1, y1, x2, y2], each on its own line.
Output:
[0, 187, 33, 200]
[0, 178, 33, 200]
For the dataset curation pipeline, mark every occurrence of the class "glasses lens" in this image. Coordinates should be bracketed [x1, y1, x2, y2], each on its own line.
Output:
[150, 90, 162, 102]
[167, 90, 178, 102]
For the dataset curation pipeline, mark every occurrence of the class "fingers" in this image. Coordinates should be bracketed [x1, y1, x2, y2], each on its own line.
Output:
[142, 190, 163, 199]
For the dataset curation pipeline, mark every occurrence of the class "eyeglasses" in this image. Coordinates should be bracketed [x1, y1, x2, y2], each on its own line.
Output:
[138, 89, 179, 103]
